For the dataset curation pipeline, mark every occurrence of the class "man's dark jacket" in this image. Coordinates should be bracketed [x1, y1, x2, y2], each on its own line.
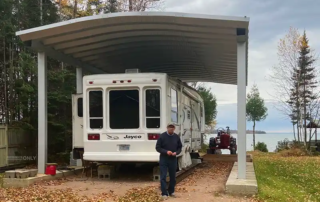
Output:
[155, 132, 182, 158]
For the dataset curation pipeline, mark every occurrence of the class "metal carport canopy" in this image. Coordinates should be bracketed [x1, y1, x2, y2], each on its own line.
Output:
[16, 12, 249, 85]
[16, 11, 249, 179]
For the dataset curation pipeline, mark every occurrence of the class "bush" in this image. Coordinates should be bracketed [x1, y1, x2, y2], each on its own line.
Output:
[274, 138, 314, 156]
[275, 138, 290, 152]
[199, 143, 209, 153]
[278, 148, 309, 157]
[254, 142, 268, 152]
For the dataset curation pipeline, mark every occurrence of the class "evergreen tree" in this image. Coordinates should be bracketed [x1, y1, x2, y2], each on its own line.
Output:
[287, 31, 317, 147]
[287, 68, 301, 141]
[298, 31, 317, 146]
[0, 0, 164, 163]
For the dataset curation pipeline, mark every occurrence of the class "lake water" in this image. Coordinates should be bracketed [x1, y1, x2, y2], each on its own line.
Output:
[205, 133, 295, 153]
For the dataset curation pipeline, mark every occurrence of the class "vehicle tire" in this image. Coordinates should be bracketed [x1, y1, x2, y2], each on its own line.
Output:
[209, 138, 216, 148]
[230, 148, 236, 154]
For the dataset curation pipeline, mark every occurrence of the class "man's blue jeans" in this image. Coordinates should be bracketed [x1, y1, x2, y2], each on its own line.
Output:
[159, 156, 177, 196]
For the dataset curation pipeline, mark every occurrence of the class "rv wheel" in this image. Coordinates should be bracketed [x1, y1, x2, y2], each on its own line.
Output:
[210, 149, 216, 154]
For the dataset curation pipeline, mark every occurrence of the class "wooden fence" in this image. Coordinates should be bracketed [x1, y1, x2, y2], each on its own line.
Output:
[0, 125, 31, 168]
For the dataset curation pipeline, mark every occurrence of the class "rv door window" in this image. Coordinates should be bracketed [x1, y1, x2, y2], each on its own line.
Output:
[77, 98, 83, 117]
[109, 90, 139, 129]
[145, 89, 160, 128]
[171, 88, 178, 123]
[89, 90, 103, 129]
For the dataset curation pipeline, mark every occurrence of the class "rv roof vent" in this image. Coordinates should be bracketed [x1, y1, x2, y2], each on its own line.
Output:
[125, 69, 141, 73]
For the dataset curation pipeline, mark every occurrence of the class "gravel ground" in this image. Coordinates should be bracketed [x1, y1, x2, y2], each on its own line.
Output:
[0, 161, 254, 202]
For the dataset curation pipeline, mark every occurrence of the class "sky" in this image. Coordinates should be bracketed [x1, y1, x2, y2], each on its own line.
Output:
[162, 0, 320, 133]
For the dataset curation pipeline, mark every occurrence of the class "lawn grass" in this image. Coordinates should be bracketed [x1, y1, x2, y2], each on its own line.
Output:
[253, 152, 320, 202]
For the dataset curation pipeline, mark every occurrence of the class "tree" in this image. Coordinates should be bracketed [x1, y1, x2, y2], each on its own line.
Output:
[296, 31, 317, 147]
[193, 85, 217, 145]
[196, 86, 217, 125]
[121, 0, 164, 11]
[254, 142, 268, 152]
[268, 27, 301, 140]
[56, 0, 164, 19]
[246, 84, 268, 149]
[268, 27, 319, 145]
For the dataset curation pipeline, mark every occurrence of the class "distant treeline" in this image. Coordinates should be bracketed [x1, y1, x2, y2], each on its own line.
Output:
[212, 130, 266, 134]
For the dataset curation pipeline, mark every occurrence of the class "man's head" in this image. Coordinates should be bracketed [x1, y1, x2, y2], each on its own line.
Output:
[167, 124, 175, 134]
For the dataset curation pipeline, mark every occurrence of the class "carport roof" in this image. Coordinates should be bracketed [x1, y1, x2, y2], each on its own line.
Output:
[16, 12, 249, 85]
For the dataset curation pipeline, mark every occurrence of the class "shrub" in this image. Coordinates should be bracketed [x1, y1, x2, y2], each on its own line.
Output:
[275, 138, 290, 152]
[199, 143, 209, 153]
[278, 148, 309, 157]
[275, 138, 311, 156]
[254, 142, 268, 152]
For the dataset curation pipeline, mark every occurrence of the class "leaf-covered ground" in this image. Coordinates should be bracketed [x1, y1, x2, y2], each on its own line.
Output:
[0, 160, 252, 202]
[253, 152, 320, 202]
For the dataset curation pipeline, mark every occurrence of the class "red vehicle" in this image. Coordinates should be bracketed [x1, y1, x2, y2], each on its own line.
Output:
[208, 127, 237, 154]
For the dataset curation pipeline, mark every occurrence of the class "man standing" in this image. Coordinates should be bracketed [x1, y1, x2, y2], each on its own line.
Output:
[156, 123, 182, 199]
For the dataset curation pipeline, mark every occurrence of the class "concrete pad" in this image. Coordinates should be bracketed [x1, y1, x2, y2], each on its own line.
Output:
[29, 169, 38, 177]
[225, 162, 258, 196]
[5, 170, 16, 178]
[3, 167, 83, 188]
[15, 170, 31, 179]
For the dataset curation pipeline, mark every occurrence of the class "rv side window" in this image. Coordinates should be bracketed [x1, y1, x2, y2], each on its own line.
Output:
[77, 98, 83, 117]
[145, 89, 160, 128]
[171, 88, 178, 123]
[89, 90, 103, 129]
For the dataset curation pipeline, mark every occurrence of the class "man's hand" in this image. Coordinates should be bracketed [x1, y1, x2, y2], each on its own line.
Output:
[167, 151, 172, 155]
[172, 152, 177, 156]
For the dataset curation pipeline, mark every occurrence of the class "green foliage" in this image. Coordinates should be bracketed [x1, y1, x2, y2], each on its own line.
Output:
[0, 0, 78, 158]
[196, 86, 217, 125]
[275, 138, 291, 152]
[199, 143, 209, 153]
[254, 142, 268, 152]
[246, 84, 268, 123]
[0, 0, 163, 162]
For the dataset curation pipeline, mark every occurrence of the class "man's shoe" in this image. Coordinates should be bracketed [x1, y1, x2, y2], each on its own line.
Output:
[169, 193, 176, 197]
[161, 195, 168, 200]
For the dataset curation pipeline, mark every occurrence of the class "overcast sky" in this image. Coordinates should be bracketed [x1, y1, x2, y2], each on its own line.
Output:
[163, 0, 320, 132]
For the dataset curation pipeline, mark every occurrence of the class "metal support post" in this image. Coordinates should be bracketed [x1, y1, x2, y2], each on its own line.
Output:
[237, 42, 247, 179]
[38, 52, 47, 174]
[76, 67, 83, 94]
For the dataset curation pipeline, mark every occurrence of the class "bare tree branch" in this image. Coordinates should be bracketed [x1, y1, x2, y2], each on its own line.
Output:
[118, 0, 164, 11]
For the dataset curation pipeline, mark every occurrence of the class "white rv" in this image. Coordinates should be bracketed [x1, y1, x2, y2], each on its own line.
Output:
[72, 70, 205, 169]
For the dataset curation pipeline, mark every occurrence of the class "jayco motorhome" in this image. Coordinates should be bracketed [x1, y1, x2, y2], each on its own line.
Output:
[72, 70, 205, 170]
